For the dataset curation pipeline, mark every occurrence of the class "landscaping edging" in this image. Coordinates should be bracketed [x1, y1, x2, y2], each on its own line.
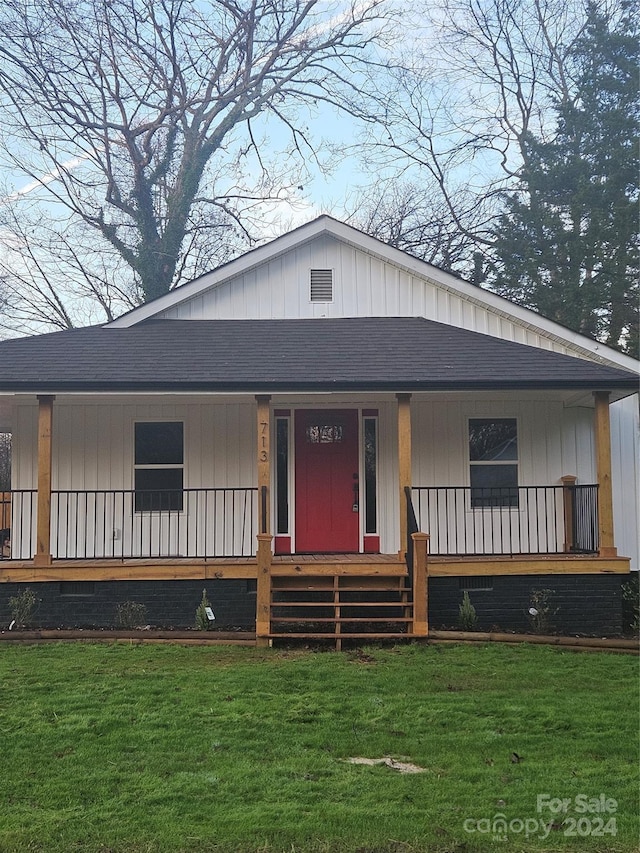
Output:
[0, 627, 637, 652]
[0, 628, 257, 646]
[428, 629, 638, 654]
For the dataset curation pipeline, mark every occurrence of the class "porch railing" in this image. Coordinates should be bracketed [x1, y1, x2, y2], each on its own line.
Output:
[570, 484, 599, 554]
[404, 485, 419, 578]
[50, 488, 258, 559]
[0, 490, 37, 560]
[410, 485, 599, 556]
[0, 483, 602, 562]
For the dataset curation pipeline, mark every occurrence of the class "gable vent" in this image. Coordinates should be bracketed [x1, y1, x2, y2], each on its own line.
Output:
[310, 268, 334, 302]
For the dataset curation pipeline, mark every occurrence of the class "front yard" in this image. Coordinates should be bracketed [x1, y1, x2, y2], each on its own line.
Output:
[0, 642, 637, 852]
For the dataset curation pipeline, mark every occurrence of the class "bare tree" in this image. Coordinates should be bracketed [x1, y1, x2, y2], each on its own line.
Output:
[0, 0, 395, 333]
[350, 0, 592, 277]
[348, 180, 493, 280]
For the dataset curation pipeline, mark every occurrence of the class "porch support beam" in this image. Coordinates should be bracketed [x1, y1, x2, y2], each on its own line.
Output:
[34, 394, 55, 567]
[256, 393, 272, 645]
[256, 395, 271, 536]
[594, 391, 616, 557]
[255, 533, 273, 646]
[397, 393, 412, 559]
[411, 532, 429, 636]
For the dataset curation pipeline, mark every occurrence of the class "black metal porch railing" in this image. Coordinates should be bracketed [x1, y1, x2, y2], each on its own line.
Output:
[570, 483, 599, 553]
[410, 484, 599, 556]
[0, 483, 601, 562]
[51, 487, 258, 559]
[0, 490, 37, 560]
[404, 485, 419, 579]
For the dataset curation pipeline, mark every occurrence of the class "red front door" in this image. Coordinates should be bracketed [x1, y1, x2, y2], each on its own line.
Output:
[295, 409, 360, 552]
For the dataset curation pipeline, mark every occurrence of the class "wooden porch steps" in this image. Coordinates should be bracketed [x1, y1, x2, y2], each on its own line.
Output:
[268, 573, 412, 650]
[268, 633, 411, 641]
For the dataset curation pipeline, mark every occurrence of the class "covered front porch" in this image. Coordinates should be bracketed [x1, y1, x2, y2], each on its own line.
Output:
[0, 390, 631, 641]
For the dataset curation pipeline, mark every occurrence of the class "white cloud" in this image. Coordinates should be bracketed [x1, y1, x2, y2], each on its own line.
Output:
[1, 156, 88, 204]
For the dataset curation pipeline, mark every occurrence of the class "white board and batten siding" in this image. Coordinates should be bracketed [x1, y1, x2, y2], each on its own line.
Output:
[610, 395, 639, 567]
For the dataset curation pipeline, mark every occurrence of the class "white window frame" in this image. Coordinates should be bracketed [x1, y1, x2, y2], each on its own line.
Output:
[468, 417, 519, 510]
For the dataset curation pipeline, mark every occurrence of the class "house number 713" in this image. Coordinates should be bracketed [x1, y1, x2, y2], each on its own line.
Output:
[260, 421, 268, 461]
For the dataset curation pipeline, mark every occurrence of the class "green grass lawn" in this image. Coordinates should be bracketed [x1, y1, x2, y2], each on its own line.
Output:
[0, 642, 637, 853]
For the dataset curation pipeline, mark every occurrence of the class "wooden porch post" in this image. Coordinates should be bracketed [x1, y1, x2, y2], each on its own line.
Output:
[397, 393, 412, 559]
[411, 532, 429, 636]
[256, 395, 271, 536]
[34, 394, 55, 566]
[593, 391, 617, 557]
[255, 395, 272, 646]
[255, 533, 273, 646]
[561, 475, 577, 552]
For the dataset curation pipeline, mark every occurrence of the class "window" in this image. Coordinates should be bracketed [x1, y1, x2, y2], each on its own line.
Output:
[276, 416, 289, 535]
[469, 418, 518, 508]
[306, 423, 343, 443]
[0, 432, 10, 491]
[310, 268, 333, 302]
[134, 421, 184, 511]
[364, 416, 377, 534]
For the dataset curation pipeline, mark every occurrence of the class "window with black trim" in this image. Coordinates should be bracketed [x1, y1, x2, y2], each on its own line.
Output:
[469, 418, 518, 508]
[364, 417, 377, 534]
[134, 421, 184, 512]
[276, 417, 289, 535]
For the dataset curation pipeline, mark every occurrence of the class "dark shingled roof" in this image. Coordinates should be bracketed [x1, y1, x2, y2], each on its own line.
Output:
[0, 317, 637, 392]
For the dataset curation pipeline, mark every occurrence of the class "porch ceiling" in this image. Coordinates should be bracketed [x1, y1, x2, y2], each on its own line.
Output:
[0, 317, 637, 396]
[0, 388, 613, 409]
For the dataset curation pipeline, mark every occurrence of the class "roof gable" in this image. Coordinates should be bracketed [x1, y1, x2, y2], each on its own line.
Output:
[109, 216, 636, 373]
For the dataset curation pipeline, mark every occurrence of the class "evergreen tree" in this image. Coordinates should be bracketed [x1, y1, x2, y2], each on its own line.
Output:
[491, 3, 639, 356]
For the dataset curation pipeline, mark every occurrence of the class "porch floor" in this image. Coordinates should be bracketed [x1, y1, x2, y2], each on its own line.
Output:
[0, 550, 629, 583]
[428, 553, 630, 575]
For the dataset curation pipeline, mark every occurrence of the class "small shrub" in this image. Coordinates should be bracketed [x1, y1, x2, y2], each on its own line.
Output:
[8, 587, 40, 628]
[527, 588, 557, 634]
[115, 600, 147, 629]
[458, 590, 478, 631]
[195, 588, 215, 631]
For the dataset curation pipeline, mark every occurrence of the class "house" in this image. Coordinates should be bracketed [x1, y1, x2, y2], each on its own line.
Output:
[0, 216, 638, 640]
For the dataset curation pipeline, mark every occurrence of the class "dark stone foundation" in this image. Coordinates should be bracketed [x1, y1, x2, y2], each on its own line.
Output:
[0, 573, 627, 636]
[428, 573, 625, 636]
[0, 579, 256, 630]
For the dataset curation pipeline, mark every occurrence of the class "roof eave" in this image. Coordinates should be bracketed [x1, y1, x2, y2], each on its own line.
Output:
[1, 379, 637, 395]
